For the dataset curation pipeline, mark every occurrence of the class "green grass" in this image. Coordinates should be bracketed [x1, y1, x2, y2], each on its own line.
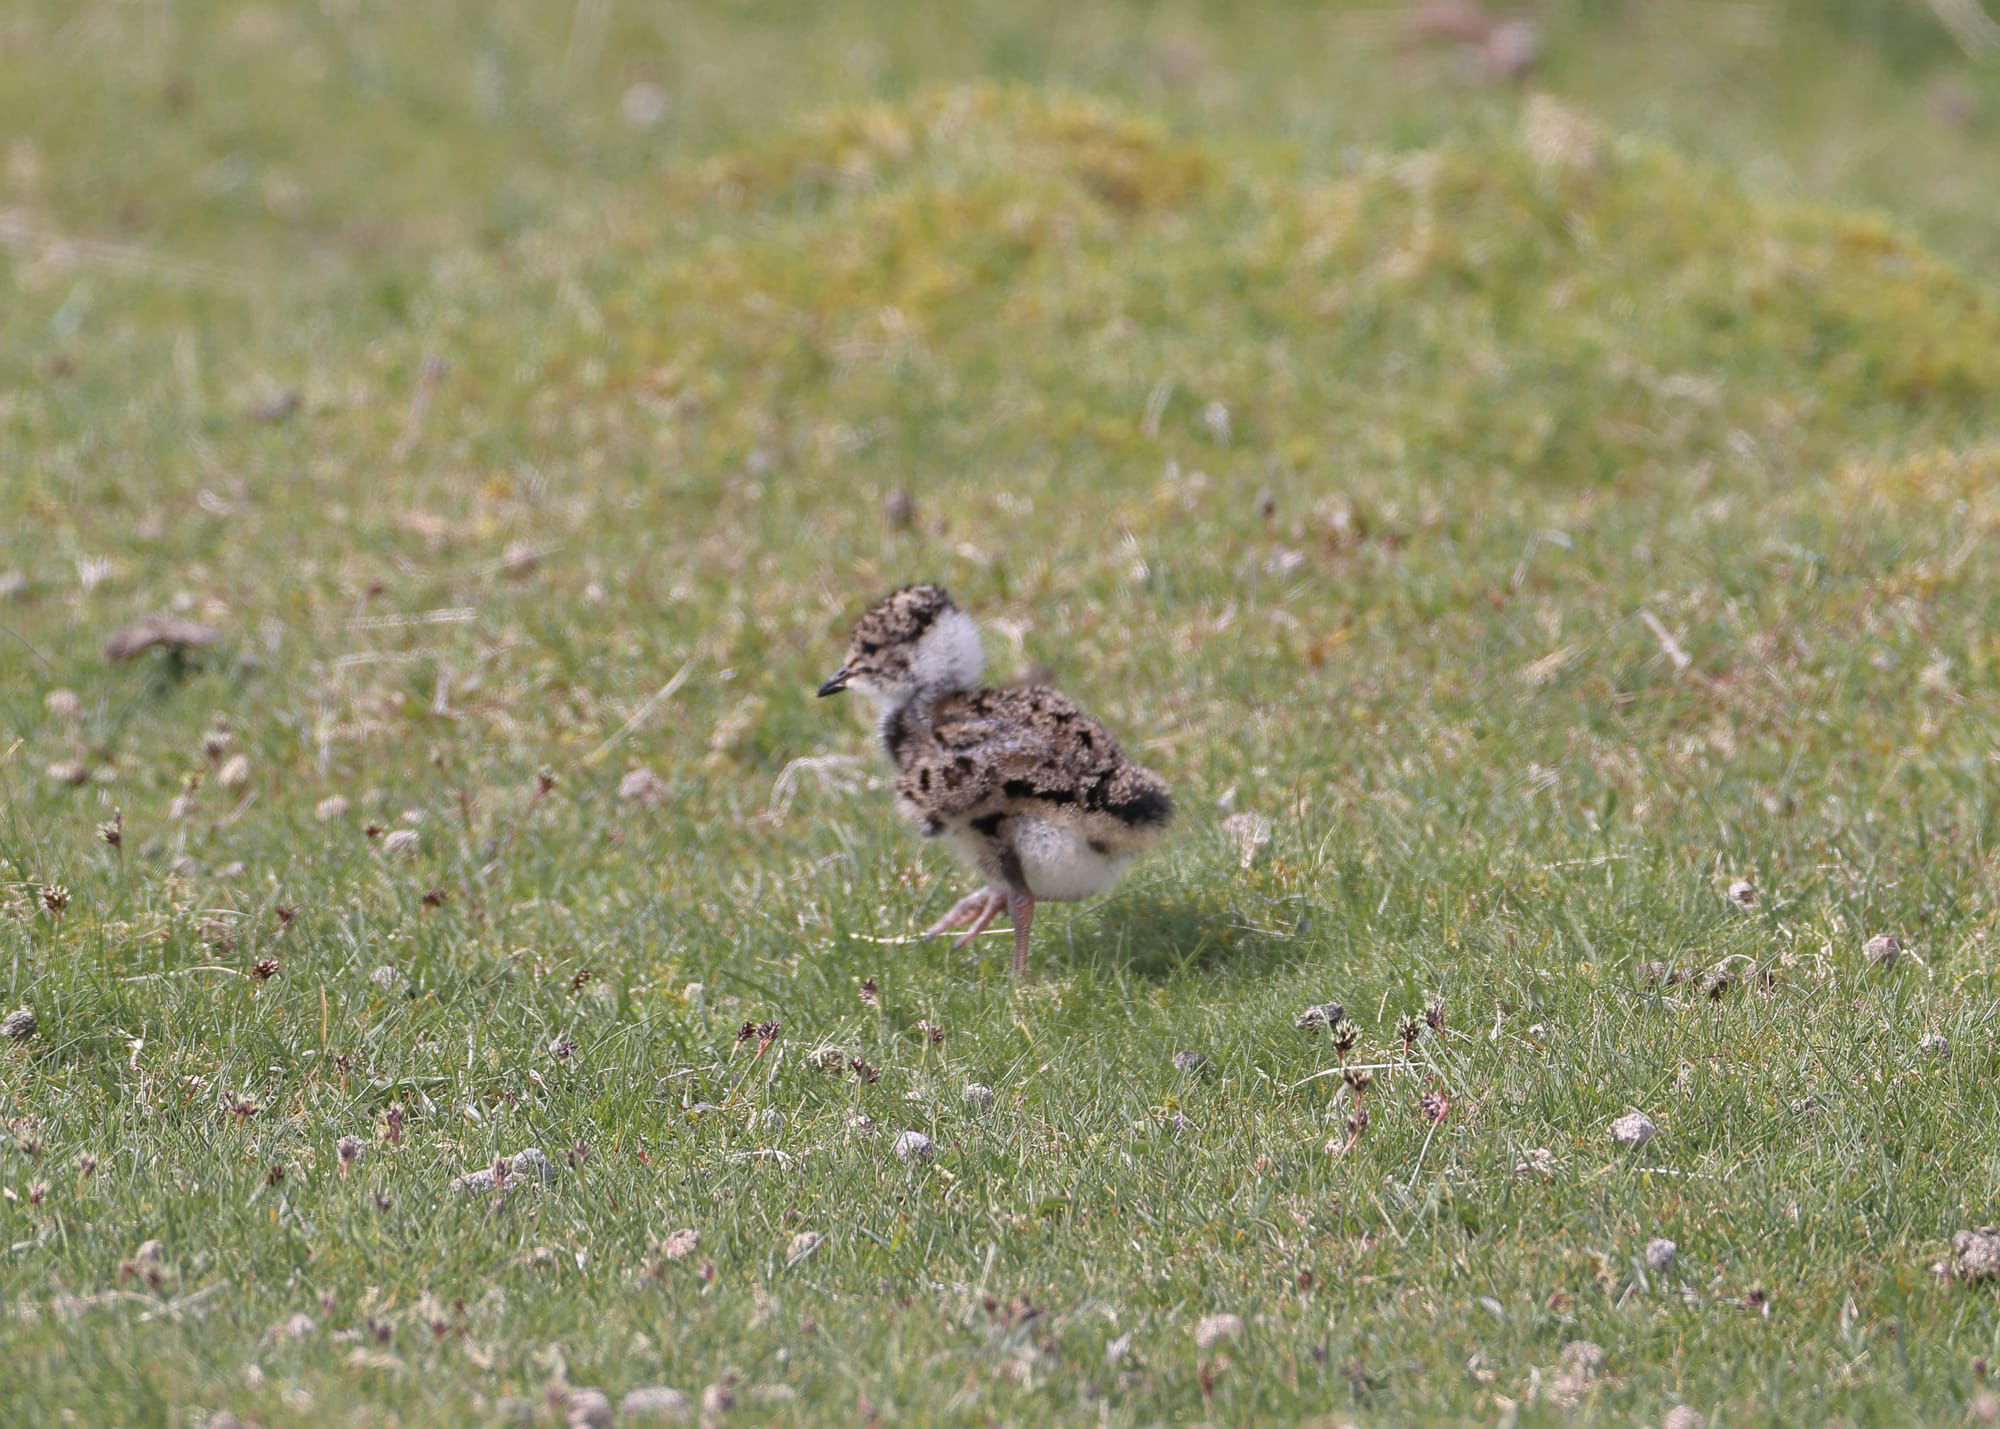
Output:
[6, 2, 2000, 1424]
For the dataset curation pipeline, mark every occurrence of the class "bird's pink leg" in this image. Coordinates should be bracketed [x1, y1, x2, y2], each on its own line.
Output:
[1007, 889, 1035, 978]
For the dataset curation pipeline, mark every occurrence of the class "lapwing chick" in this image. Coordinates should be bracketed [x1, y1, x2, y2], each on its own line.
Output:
[818, 584, 1172, 976]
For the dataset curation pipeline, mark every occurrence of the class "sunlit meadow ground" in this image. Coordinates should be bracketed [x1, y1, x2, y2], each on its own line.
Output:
[5, 3, 2000, 1425]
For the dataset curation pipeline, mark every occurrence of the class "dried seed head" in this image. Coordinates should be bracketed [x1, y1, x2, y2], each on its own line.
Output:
[1172, 1050, 1207, 1074]
[1341, 1066, 1373, 1093]
[1331, 1021, 1359, 1057]
[1727, 879, 1757, 908]
[1418, 1091, 1449, 1123]
[892, 1130, 933, 1165]
[314, 795, 350, 823]
[1645, 1237, 1678, 1272]
[963, 1082, 995, 1114]
[1345, 1106, 1370, 1137]
[1920, 1031, 1951, 1057]
[337, 1135, 364, 1170]
[916, 1019, 944, 1044]
[1865, 934, 1902, 968]
[1424, 1001, 1446, 1033]
[217, 753, 251, 789]
[786, 1230, 822, 1265]
[45, 760, 87, 787]
[380, 828, 419, 858]
[858, 978, 880, 1009]
[77, 1153, 98, 1177]
[1397, 1015, 1422, 1049]
[548, 1034, 577, 1062]
[40, 885, 69, 916]
[661, 1227, 700, 1261]
[44, 688, 82, 720]
[99, 811, 123, 848]
[250, 957, 280, 982]
[849, 1057, 880, 1085]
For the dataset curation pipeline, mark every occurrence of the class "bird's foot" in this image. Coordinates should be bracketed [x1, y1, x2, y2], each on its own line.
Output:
[923, 886, 1010, 949]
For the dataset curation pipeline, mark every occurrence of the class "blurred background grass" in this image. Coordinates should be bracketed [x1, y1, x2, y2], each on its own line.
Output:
[3, 0, 1996, 286]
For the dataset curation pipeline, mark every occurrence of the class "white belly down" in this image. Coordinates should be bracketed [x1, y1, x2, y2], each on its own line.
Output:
[1012, 817, 1133, 902]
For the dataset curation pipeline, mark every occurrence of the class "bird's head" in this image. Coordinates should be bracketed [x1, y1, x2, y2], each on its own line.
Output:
[818, 584, 983, 710]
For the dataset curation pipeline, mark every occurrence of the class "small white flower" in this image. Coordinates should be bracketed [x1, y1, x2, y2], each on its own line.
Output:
[1513, 1148, 1556, 1177]
[1953, 1228, 2000, 1281]
[619, 1386, 690, 1422]
[618, 767, 671, 806]
[621, 82, 669, 129]
[1609, 1112, 1657, 1147]
[509, 1147, 554, 1182]
[809, 1044, 848, 1074]
[1220, 812, 1270, 868]
[562, 1386, 612, 1427]
[1193, 1313, 1243, 1352]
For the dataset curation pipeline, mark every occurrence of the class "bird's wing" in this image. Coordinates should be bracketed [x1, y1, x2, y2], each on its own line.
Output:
[898, 686, 1159, 824]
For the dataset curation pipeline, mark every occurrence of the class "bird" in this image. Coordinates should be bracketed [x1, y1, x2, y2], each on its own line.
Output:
[818, 584, 1172, 976]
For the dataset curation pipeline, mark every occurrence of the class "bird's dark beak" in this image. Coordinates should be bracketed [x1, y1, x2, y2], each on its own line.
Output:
[816, 668, 851, 698]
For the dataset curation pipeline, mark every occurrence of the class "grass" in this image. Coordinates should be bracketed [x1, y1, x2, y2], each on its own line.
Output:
[5, 1, 2000, 1423]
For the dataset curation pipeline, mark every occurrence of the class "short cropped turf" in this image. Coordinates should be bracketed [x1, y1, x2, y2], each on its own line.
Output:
[5, 3, 2000, 1424]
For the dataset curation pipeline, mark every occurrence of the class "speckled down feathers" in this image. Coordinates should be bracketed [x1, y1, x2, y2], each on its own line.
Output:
[885, 684, 1172, 843]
